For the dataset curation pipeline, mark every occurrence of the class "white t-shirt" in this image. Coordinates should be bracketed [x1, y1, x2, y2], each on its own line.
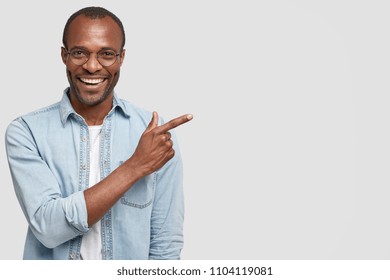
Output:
[80, 125, 103, 260]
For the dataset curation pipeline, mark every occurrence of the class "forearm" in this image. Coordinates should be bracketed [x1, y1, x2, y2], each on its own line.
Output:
[83, 112, 189, 227]
[83, 157, 145, 226]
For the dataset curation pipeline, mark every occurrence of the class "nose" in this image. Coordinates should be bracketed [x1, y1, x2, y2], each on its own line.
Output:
[82, 53, 103, 73]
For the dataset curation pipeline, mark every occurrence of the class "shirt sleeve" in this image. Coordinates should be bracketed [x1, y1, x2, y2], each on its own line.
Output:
[148, 132, 185, 260]
[5, 118, 89, 249]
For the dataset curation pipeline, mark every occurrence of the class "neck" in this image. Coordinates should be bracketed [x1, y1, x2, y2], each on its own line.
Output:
[69, 93, 114, 126]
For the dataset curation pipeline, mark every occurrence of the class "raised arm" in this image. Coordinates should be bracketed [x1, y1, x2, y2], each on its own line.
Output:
[84, 112, 193, 226]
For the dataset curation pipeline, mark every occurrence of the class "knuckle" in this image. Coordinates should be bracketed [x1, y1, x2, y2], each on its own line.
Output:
[165, 141, 172, 148]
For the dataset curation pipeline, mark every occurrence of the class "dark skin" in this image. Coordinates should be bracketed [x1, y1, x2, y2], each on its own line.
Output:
[61, 15, 192, 226]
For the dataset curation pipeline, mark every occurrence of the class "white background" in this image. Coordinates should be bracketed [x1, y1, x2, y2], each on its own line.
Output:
[1, 0, 390, 260]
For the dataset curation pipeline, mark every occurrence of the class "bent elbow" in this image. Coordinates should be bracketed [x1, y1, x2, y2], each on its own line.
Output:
[27, 193, 89, 249]
[29, 214, 84, 249]
[35, 233, 64, 249]
[29, 222, 74, 249]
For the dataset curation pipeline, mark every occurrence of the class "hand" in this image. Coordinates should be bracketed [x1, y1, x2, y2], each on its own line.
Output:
[128, 112, 193, 177]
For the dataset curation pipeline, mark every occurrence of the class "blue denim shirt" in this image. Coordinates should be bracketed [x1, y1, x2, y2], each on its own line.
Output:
[5, 89, 184, 260]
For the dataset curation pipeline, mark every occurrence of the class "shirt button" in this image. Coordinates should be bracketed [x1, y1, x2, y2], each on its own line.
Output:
[69, 253, 76, 259]
[82, 164, 86, 170]
[82, 137, 86, 142]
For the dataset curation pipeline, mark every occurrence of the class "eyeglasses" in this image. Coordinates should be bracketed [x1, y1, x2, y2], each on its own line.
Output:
[64, 48, 120, 67]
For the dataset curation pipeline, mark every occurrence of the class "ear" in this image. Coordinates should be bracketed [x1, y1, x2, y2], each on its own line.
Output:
[61, 47, 68, 64]
[119, 49, 126, 66]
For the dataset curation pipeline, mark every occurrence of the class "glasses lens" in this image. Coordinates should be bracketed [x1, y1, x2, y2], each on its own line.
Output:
[69, 49, 89, 66]
[98, 50, 118, 67]
[67, 49, 118, 66]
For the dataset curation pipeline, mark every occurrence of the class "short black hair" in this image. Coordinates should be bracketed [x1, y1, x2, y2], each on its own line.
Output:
[62, 6, 126, 50]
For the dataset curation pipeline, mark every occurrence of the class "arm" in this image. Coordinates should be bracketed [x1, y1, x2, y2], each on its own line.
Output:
[6, 112, 192, 248]
[83, 112, 192, 227]
[5, 118, 88, 248]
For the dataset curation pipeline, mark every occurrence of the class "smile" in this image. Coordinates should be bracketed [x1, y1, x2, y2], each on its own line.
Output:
[79, 77, 106, 85]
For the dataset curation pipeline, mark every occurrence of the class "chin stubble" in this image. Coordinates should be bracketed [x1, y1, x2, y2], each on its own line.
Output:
[66, 70, 120, 106]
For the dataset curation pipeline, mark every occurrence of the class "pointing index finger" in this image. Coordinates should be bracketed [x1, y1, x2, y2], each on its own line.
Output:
[156, 114, 193, 133]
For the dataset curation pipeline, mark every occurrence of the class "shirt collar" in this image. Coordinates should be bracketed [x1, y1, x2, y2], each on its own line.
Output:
[59, 87, 130, 126]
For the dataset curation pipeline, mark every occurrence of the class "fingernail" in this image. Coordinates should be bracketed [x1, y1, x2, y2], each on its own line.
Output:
[187, 114, 193, 120]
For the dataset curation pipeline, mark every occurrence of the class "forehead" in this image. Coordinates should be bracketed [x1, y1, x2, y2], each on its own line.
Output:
[66, 15, 122, 51]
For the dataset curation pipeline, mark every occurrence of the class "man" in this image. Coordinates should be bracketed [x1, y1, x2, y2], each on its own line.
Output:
[5, 6, 192, 260]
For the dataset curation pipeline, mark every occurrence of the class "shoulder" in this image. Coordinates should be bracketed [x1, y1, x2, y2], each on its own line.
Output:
[115, 97, 165, 127]
[117, 98, 151, 117]
[12, 102, 61, 123]
[118, 98, 151, 119]
[6, 101, 61, 136]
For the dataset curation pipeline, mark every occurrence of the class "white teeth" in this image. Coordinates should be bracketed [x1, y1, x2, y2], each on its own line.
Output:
[80, 78, 104, 84]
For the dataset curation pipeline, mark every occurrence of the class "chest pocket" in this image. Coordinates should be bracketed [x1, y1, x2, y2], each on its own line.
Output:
[120, 176, 154, 209]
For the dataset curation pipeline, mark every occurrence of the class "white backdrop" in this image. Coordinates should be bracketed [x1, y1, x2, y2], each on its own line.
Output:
[1, 0, 390, 259]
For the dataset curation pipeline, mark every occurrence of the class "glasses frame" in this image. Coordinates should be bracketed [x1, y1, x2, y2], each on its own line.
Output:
[63, 47, 121, 67]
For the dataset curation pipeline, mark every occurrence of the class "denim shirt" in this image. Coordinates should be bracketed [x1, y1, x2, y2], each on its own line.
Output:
[5, 89, 184, 260]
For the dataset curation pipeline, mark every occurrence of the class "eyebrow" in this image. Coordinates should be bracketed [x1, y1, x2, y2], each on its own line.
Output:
[68, 46, 89, 51]
[69, 46, 118, 52]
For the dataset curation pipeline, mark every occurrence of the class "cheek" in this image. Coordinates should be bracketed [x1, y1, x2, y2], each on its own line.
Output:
[66, 66, 77, 79]
[108, 66, 120, 77]
[66, 69, 72, 81]
[111, 70, 121, 84]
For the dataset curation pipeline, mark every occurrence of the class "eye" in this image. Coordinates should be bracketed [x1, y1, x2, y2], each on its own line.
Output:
[71, 50, 88, 58]
[99, 50, 116, 59]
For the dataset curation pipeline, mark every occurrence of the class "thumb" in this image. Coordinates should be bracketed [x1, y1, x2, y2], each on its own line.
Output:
[145, 111, 159, 132]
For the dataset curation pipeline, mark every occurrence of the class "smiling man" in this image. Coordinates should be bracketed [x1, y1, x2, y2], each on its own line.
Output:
[5, 6, 192, 260]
